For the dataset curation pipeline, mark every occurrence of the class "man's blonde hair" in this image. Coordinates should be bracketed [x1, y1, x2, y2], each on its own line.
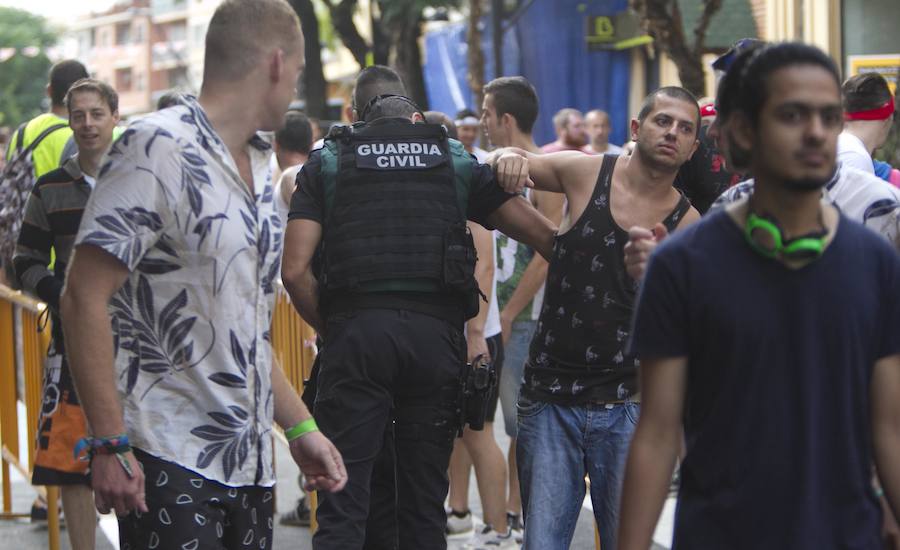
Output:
[203, 0, 302, 82]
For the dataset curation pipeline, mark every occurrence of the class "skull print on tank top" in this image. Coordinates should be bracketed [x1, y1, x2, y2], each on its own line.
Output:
[524, 155, 690, 404]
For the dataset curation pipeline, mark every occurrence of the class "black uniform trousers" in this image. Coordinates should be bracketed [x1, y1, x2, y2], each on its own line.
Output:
[312, 308, 464, 550]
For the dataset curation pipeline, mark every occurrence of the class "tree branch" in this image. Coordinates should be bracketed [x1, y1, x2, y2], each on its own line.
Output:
[287, 0, 327, 118]
[467, 0, 485, 117]
[630, 0, 717, 97]
[692, 0, 723, 56]
[323, 0, 371, 68]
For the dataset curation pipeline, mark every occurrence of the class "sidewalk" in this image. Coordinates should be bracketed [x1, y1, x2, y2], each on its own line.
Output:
[0, 402, 674, 549]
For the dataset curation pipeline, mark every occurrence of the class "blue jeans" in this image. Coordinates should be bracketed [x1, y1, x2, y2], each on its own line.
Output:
[498, 320, 537, 437]
[516, 395, 639, 550]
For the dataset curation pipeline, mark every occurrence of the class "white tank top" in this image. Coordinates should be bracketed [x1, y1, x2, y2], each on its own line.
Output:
[484, 235, 501, 338]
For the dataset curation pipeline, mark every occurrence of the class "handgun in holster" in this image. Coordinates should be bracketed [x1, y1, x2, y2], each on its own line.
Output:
[458, 353, 497, 435]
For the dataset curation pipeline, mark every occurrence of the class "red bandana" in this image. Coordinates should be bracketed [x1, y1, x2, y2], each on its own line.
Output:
[845, 96, 895, 121]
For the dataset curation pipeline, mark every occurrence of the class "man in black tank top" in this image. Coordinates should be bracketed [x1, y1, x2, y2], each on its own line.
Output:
[489, 87, 701, 550]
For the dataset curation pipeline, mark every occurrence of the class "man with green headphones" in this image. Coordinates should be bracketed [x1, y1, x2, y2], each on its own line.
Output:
[619, 42, 900, 549]
[708, 41, 900, 247]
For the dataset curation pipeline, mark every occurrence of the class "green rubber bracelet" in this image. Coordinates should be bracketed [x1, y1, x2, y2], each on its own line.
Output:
[285, 418, 319, 441]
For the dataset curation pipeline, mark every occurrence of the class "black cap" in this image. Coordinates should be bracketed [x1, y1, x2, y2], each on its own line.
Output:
[712, 38, 764, 73]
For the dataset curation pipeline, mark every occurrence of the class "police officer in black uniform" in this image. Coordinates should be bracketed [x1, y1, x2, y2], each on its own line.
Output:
[282, 75, 556, 549]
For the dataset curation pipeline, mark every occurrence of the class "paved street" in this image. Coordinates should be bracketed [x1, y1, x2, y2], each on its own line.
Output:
[0, 402, 673, 549]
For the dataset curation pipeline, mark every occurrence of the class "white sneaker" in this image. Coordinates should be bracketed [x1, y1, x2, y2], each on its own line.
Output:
[462, 525, 518, 549]
[507, 512, 524, 544]
[446, 509, 474, 537]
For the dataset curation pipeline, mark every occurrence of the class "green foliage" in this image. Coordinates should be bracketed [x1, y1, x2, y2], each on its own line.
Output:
[0, 7, 57, 128]
[313, 0, 338, 50]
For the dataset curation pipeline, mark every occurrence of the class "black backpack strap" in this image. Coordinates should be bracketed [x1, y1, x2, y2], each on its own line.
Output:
[14, 122, 27, 151]
[22, 123, 68, 156]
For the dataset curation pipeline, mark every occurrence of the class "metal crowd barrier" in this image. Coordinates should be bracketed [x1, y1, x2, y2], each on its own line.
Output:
[0, 283, 60, 550]
[271, 285, 319, 532]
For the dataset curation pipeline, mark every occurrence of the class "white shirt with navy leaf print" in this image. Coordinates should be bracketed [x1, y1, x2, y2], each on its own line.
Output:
[76, 96, 283, 487]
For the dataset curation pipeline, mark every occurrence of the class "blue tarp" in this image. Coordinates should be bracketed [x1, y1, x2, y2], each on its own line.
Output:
[423, 19, 521, 118]
[424, 0, 632, 147]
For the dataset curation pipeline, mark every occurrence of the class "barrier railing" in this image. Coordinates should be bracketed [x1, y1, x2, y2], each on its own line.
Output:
[0, 284, 59, 550]
[271, 285, 319, 531]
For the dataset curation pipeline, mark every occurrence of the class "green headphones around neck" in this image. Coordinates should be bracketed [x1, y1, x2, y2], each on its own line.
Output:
[744, 209, 827, 261]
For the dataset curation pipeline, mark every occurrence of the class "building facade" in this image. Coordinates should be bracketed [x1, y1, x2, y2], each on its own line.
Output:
[66, 0, 153, 117]
[64, 0, 219, 117]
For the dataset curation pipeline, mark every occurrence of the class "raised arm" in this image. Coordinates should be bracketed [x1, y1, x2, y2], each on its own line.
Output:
[617, 355, 688, 550]
[488, 147, 597, 196]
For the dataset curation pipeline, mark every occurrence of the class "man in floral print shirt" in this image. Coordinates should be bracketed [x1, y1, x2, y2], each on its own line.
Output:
[59, 2, 346, 549]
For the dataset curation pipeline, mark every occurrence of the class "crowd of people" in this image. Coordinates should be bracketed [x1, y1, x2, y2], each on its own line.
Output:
[0, 1, 898, 549]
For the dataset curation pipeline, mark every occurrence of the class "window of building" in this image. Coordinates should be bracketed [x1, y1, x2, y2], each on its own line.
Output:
[116, 23, 131, 45]
[191, 23, 206, 45]
[168, 66, 189, 89]
[842, 0, 900, 59]
[136, 72, 145, 91]
[116, 68, 133, 92]
[167, 22, 187, 42]
[135, 22, 145, 44]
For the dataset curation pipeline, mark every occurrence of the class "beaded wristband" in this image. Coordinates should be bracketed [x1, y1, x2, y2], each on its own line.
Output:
[285, 418, 319, 442]
[74, 434, 135, 479]
[73, 434, 132, 461]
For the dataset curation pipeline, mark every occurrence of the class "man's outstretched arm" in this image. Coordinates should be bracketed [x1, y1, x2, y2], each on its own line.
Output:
[486, 195, 557, 262]
[617, 356, 688, 550]
[488, 147, 598, 196]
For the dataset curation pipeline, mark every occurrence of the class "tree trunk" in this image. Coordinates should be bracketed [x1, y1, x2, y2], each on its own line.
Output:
[631, 0, 723, 97]
[371, 1, 391, 66]
[325, 0, 370, 68]
[391, 14, 429, 109]
[467, 0, 485, 114]
[468, 0, 487, 147]
[288, 0, 328, 118]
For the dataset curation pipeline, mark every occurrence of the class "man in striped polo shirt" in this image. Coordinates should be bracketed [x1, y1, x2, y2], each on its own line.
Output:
[13, 78, 120, 550]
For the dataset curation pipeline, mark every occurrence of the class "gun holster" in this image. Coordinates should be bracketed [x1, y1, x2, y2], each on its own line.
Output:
[458, 353, 497, 435]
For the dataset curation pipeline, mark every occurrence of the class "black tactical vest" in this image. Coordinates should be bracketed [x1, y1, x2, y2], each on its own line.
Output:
[321, 120, 474, 304]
